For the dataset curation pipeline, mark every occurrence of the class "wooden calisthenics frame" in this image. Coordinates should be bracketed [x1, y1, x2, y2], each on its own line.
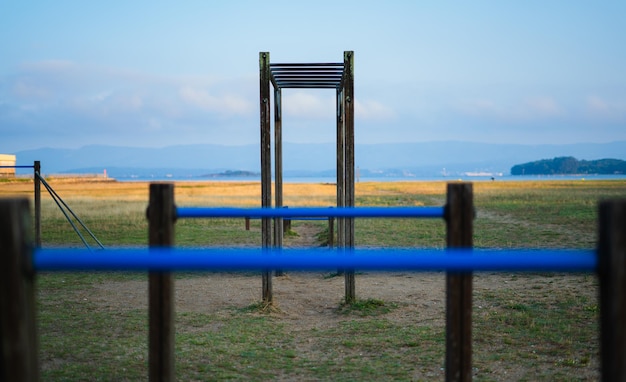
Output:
[259, 51, 355, 303]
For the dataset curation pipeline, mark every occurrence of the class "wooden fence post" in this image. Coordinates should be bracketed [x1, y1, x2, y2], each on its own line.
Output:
[598, 199, 626, 382]
[0, 198, 39, 382]
[283, 207, 291, 233]
[147, 183, 175, 382]
[34, 161, 41, 247]
[445, 183, 473, 382]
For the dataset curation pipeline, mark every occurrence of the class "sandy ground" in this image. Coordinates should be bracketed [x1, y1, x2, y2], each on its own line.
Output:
[88, 223, 450, 326]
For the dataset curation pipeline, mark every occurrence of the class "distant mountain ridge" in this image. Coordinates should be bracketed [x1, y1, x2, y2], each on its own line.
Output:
[12, 141, 626, 177]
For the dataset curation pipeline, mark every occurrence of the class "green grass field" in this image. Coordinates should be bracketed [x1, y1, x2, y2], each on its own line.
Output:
[3, 179, 624, 380]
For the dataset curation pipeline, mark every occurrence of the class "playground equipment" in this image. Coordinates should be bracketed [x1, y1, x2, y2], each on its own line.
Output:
[2, 183, 625, 381]
[259, 51, 355, 302]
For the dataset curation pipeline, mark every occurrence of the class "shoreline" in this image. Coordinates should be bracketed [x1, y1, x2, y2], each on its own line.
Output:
[4, 175, 626, 185]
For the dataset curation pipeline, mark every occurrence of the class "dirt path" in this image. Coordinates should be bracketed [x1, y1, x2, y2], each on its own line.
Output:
[91, 222, 449, 327]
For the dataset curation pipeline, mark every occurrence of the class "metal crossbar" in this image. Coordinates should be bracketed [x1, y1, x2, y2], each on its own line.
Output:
[34, 248, 596, 272]
[176, 206, 445, 219]
[270, 62, 344, 89]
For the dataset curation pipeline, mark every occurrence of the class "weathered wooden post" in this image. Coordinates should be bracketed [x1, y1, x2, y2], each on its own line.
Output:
[34, 160, 41, 247]
[343, 51, 356, 303]
[598, 199, 626, 382]
[0, 198, 39, 382]
[274, 87, 284, 277]
[445, 183, 473, 382]
[328, 217, 335, 248]
[259, 51, 273, 303]
[336, 86, 345, 277]
[147, 183, 175, 382]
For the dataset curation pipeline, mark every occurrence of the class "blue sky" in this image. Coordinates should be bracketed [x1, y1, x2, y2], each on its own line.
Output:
[2, 1, 625, 152]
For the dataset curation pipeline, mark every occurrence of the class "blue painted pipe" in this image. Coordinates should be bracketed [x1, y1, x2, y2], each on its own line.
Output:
[177, 206, 445, 219]
[34, 248, 596, 272]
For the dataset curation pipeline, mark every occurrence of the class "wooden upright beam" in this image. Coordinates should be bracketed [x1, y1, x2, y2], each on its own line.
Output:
[259, 52, 273, 302]
[336, 88, 345, 276]
[0, 198, 38, 382]
[343, 51, 356, 303]
[445, 183, 473, 382]
[274, 87, 284, 276]
[598, 199, 626, 382]
[148, 183, 175, 382]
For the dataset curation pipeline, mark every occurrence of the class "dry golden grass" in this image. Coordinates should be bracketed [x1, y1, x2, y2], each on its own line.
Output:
[2, 178, 624, 209]
[356, 180, 448, 196]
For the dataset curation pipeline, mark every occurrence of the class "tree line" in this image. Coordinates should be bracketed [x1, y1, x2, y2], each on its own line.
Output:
[511, 156, 626, 175]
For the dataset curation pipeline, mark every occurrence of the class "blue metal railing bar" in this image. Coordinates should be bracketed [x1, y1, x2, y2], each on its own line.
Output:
[177, 206, 445, 219]
[34, 248, 596, 272]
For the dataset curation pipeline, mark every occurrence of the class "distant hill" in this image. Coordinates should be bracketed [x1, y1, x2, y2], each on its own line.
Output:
[511, 157, 626, 175]
[12, 141, 626, 178]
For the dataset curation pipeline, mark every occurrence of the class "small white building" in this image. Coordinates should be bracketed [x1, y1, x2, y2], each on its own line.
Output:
[0, 154, 16, 177]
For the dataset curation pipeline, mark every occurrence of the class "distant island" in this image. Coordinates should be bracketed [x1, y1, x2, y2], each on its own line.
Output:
[511, 157, 626, 175]
[201, 170, 260, 178]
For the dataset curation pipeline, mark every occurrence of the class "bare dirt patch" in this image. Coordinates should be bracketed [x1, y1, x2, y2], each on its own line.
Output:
[90, 222, 448, 327]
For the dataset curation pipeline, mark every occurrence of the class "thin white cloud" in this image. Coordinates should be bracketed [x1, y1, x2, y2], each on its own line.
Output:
[3, 56, 625, 150]
[281, 92, 395, 121]
[0, 60, 263, 149]
[6, 60, 256, 119]
[65, 90, 144, 118]
[523, 96, 562, 117]
[455, 96, 563, 120]
[146, 117, 163, 131]
[282, 91, 334, 118]
[587, 95, 609, 112]
[455, 99, 499, 117]
[179, 86, 253, 115]
[12, 80, 51, 99]
[19, 59, 76, 72]
[585, 95, 626, 120]
[355, 99, 395, 120]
